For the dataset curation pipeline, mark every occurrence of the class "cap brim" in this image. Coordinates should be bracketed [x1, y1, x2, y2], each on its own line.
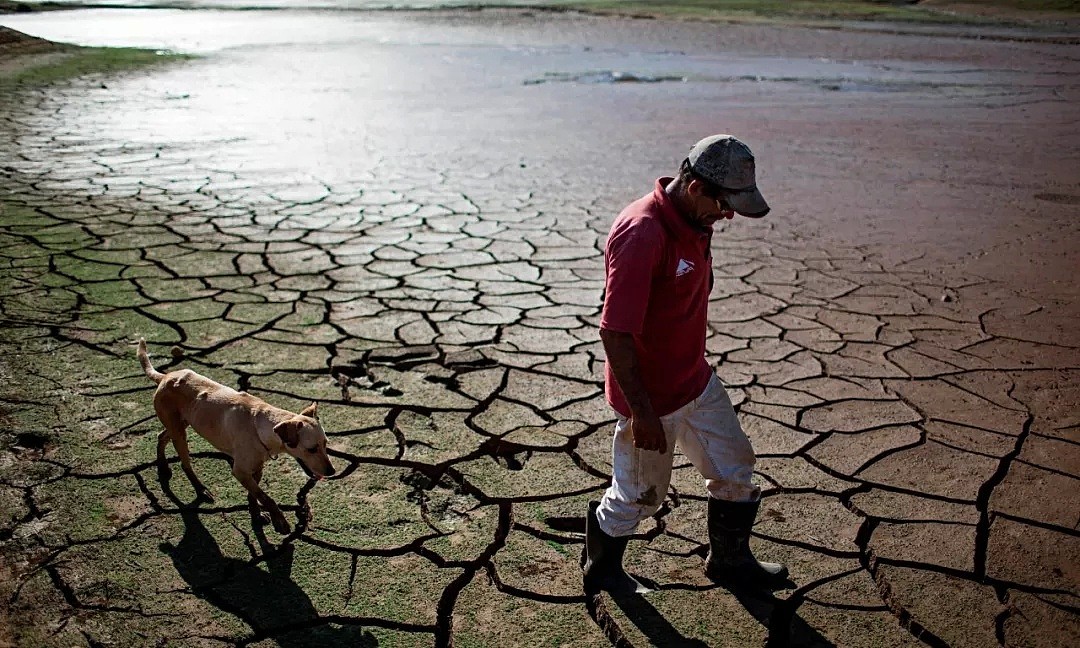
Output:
[728, 187, 770, 218]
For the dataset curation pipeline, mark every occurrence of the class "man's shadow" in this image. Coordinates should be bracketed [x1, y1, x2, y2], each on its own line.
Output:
[551, 506, 834, 648]
[605, 588, 711, 648]
[160, 486, 377, 647]
[555, 510, 835, 647]
[729, 583, 836, 648]
[603, 574, 835, 648]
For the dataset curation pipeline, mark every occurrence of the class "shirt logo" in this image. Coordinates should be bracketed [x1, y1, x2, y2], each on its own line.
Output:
[675, 258, 695, 277]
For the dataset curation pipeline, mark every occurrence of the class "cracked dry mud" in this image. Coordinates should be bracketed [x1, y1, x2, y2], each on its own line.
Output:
[1, 8, 1078, 648]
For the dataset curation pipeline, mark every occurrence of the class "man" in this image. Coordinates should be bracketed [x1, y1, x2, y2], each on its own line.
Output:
[583, 134, 788, 594]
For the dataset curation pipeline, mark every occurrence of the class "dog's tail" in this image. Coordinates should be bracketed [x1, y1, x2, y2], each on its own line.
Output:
[137, 338, 166, 384]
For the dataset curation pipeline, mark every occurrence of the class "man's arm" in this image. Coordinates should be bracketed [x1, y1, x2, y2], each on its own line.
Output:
[599, 328, 667, 454]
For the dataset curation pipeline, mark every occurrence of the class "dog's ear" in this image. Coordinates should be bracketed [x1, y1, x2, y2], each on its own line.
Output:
[274, 420, 302, 448]
[301, 402, 318, 419]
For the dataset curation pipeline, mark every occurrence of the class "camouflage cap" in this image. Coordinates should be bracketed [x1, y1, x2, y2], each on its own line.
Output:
[687, 134, 770, 218]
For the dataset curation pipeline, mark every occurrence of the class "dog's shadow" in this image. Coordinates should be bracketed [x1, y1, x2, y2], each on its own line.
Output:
[160, 497, 376, 647]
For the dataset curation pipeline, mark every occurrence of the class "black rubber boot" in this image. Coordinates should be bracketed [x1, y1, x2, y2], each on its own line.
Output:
[704, 498, 788, 585]
[582, 501, 652, 595]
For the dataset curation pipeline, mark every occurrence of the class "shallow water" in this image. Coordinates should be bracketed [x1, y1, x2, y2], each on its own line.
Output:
[17, 0, 551, 8]
[2, 8, 1002, 201]
[1, 7, 1073, 259]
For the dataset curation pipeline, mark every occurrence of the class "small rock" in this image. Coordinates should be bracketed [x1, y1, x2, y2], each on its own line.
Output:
[170, 346, 184, 359]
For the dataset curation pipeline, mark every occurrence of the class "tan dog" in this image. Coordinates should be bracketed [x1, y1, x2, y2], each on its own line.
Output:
[137, 338, 335, 533]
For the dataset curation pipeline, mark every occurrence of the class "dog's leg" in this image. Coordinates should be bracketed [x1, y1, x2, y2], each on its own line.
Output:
[156, 428, 173, 479]
[171, 428, 215, 503]
[247, 466, 272, 527]
[234, 467, 290, 534]
[154, 402, 182, 480]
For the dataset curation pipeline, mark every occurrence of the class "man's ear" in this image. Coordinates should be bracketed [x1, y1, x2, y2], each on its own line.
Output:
[687, 177, 709, 198]
[301, 402, 318, 419]
[274, 420, 302, 448]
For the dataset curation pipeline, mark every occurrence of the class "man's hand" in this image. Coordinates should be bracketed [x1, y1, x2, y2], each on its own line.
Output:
[600, 328, 667, 453]
[630, 412, 667, 454]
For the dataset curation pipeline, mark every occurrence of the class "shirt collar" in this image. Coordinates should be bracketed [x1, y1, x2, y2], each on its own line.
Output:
[654, 176, 712, 239]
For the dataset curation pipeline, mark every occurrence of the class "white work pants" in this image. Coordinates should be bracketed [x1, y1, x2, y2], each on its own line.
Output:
[596, 373, 760, 538]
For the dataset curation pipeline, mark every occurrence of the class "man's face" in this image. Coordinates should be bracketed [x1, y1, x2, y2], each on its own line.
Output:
[688, 180, 735, 229]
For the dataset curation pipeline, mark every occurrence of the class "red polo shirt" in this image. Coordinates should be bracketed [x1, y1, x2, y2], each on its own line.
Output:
[601, 177, 714, 418]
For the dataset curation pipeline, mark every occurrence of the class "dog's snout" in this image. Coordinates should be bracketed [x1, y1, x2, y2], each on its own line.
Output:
[323, 463, 337, 477]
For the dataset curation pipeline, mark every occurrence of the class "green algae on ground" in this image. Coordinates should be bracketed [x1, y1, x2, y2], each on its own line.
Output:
[0, 1, 74, 12]
[0, 198, 364, 645]
[0, 43, 191, 87]
[538, 0, 1079, 25]
[0, 195, 503, 645]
